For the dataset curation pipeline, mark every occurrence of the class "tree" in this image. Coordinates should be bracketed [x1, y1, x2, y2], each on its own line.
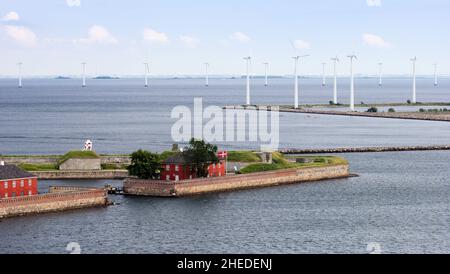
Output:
[366, 107, 378, 113]
[127, 150, 161, 179]
[183, 138, 219, 178]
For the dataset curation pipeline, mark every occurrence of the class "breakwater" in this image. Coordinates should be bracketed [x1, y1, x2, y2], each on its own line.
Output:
[280, 145, 450, 154]
[0, 186, 108, 219]
[223, 105, 450, 122]
[0, 155, 131, 166]
[124, 164, 349, 197]
[33, 170, 128, 180]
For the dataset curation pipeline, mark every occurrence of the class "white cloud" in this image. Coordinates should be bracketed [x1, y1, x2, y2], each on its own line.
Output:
[367, 0, 381, 7]
[2, 11, 20, 22]
[229, 32, 250, 43]
[76, 25, 118, 44]
[179, 35, 199, 48]
[143, 28, 169, 44]
[4, 25, 37, 47]
[293, 40, 311, 50]
[362, 33, 391, 48]
[66, 0, 81, 7]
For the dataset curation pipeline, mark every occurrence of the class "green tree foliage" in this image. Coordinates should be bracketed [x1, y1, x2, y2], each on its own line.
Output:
[127, 150, 161, 179]
[183, 138, 219, 178]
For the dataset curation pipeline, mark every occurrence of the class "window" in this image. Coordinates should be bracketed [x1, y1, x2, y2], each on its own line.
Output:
[28, 179, 32, 186]
[166, 175, 170, 181]
[20, 180, 24, 187]
[175, 165, 179, 172]
[20, 191, 24, 196]
[12, 181, 16, 188]
[165, 165, 170, 171]
[3, 181, 7, 189]
[12, 192, 16, 197]
[4, 193, 8, 198]
[28, 190, 32, 196]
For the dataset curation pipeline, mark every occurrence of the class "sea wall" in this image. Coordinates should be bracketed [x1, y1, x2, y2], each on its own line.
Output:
[32, 170, 128, 179]
[0, 155, 131, 166]
[124, 164, 349, 197]
[0, 187, 108, 219]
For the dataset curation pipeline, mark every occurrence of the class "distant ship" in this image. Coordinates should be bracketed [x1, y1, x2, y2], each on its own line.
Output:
[55, 76, 71, 80]
[93, 76, 120, 80]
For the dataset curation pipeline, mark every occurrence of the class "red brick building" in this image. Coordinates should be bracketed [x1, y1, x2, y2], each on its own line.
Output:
[161, 154, 225, 182]
[0, 163, 38, 199]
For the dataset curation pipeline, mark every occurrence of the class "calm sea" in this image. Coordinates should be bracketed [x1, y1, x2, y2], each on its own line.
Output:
[0, 78, 449, 254]
[0, 77, 449, 154]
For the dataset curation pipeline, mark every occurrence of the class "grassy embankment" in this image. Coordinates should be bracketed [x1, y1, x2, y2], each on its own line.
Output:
[18, 151, 101, 171]
[239, 152, 347, 174]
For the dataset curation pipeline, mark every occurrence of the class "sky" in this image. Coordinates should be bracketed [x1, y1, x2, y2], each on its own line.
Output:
[0, 0, 449, 77]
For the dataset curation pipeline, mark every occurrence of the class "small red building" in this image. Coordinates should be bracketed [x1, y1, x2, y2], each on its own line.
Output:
[161, 154, 225, 182]
[0, 163, 38, 199]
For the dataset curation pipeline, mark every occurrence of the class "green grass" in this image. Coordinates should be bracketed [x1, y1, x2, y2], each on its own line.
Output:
[101, 163, 128, 170]
[227, 151, 261, 162]
[18, 163, 58, 171]
[58, 150, 100, 165]
[240, 154, 347, 174]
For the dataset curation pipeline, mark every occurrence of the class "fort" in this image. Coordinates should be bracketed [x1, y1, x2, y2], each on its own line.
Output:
[0, 186, 108, 219]
[123, 164, 350, 197]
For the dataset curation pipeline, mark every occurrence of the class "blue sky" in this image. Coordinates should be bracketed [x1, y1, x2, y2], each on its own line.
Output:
[0, 0, 449, 76]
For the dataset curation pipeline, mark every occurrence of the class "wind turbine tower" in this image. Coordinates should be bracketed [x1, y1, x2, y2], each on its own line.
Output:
[17, 62, 23, 88]
[293, 55, 309, 109]
[347, 54, 357, 111]
[204, 63, 209, 87]
[378, 63, 383, 87]
[144, 63, 149, 87]
[410, 57, 417, 103]
[263, 62, 269, 87]
[321, 63, 326, 86]
[331, 57, 339, 104]
[81, 62, 87, 88]
[434, 63, 438, 87]
[244, 57, 252, 105]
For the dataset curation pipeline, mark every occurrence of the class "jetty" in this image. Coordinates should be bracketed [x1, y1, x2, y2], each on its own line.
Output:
[280, 145, 450, 154]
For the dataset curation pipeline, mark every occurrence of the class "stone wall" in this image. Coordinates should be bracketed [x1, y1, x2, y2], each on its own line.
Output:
[124, 164, 349, 197]
[59, 158, 101, 170]
[0, 188, 108, 219]
[33, 170, 128, 180]
[0, 155, 130, 166]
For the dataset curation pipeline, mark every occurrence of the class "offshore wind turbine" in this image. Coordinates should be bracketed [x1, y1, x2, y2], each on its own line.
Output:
[17, 62, 23, 88]
[204, 63, 209, 87]
[410, 57, 417, 103]
[378, 63, 383, 87]
[244, 57, 252, 105]
[292, 55, 309, 109]
[331, 57, 339, 104]
[433, 63, 438, 87]
[81, 62, 87, 88]
[321, 62, 327, 86]
[143, 62, 149, 87]
[263, 62, 269, 87]
[347, 54, 357, 111]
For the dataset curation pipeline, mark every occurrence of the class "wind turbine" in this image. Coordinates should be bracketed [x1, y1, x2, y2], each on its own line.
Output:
[321, 62, 326, 86]
[204, 63, 209, 87]
[331, 57, 339, 104]
[263, 62, 269, 87]
[410, 57, 417, 103]
[143, 62, 149, 87]
[433, 63, 438, 87]
[17, 62, 23, 88]
[378, 62, 383, 87]
[347, 54, 357, 111]
[244, 57, 252, 105]
[81, 62, 87, 88]
[292, 55, 309, 109]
